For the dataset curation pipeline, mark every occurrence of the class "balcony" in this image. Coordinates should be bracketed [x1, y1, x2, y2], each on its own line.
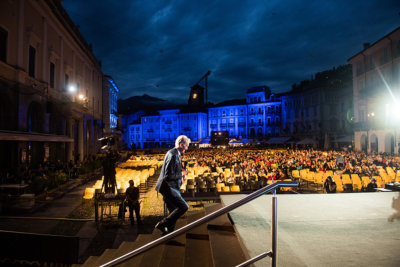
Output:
[238, 122, 246, 127]
[220, 123, 227, 128]
[164, 120, 172, 124]
[210, 124, 217, 128]
[183, 127, 192, 131]
[228, 123, 235, 127]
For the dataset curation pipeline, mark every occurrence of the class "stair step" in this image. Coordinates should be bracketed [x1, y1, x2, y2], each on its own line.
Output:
[205, 203, 235, 232]
[159, 219, 187, 267]
[205, 203, 248, 267]
[184, 210, 213, 267]
[91, 248, 117, 266]
[81, 255, 100, 267]
[138, 218, 186, 267]
[116, 235, 154, 267]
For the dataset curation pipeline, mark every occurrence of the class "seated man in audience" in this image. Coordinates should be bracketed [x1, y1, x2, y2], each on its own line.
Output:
[233, 162, 241, 175]
[324, 176, 336, 193]
[366, 177, 377, 192]
[258, 170, 268, 187]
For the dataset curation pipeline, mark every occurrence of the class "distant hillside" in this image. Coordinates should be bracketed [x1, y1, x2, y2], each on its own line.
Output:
[118, 94, 182, 114]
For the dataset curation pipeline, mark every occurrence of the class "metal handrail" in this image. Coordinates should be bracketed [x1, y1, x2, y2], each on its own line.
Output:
[236, 251, 272, 267]
[100, 181, 299, 267]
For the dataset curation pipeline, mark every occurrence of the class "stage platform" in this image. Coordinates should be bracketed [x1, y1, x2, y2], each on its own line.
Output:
[221, 192, 400, 267]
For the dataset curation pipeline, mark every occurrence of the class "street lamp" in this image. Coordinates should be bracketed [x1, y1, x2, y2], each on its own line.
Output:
[68, 84, 77, 93]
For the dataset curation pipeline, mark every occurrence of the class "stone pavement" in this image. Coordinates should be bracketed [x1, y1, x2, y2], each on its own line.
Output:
[222, 192, 400, 267]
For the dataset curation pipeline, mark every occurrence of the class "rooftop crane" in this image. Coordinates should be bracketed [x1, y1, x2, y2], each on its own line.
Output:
[194, 70, 211, 104]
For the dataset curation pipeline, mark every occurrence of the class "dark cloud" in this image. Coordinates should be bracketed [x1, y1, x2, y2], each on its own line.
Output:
[62, 0, 400, 104]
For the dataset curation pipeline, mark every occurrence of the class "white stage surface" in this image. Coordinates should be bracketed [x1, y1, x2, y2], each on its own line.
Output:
[221, 192, 400, 267]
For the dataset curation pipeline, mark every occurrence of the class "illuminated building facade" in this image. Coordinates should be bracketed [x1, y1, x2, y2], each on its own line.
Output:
[128, 109, 208, 148]
[0, 0, 104, 172]
[103, 75, 119, 132]
[125, 86, 282, 148]
[208, 87, 282, 138]
[348, 26, 400, 154]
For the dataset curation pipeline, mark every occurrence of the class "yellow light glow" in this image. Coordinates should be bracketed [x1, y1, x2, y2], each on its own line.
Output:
[193, 93, 197, 99]
[78, 94, 84, 100]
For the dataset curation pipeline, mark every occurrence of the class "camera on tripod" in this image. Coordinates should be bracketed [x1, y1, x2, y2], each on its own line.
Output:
[98, 136, 115, 151]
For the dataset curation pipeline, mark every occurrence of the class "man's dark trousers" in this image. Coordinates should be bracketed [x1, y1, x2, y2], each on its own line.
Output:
[159, 182, 188, 231]
[128, 202, 141, 224]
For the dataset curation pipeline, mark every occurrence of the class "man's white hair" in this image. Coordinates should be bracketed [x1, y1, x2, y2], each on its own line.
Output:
[175, 135, 191, 148]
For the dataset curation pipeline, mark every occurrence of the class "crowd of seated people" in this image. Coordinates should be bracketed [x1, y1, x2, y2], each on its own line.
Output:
[180, 147, 400, 193]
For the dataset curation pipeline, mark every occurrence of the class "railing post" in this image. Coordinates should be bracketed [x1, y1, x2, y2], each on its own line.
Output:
[271, 190, 277, 267]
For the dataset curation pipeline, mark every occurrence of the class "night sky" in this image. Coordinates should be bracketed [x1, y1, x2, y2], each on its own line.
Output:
[62, 0, 400, 104]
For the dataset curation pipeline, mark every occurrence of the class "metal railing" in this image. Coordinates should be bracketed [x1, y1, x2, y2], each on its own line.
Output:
[100, 181, 299, 267]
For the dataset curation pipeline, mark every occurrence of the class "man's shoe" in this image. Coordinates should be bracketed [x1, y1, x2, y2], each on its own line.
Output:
[155, 221, 169, 235]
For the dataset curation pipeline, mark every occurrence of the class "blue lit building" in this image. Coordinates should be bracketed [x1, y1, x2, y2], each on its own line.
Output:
[129, 109, 208, 148]
[103, 75, 119, 132]
[124, 86, 283, 148]
[208, 86, 282, 138]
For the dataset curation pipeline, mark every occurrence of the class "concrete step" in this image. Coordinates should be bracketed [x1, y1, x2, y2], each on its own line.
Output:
[116, 235, 154, 267]
[80, 255, 100, 267]
[204, 203, 249, 267]
[138, 218, 187, 267]
[159, 219, 187, 267]
[184, 210, 213, 267]
[90, 248, 117, 266]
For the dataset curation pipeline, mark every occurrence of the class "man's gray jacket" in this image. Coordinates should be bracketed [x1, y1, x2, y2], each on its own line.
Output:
[155, 148, 182, 191]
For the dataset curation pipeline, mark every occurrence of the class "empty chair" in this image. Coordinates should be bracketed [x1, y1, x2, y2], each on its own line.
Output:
[216, 183, 225, 192]
[222, 186, 230, 192]
[231, 185, 240, 192]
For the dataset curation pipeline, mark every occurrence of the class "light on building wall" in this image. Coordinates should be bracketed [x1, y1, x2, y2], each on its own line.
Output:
[78, 94, 84, 100]
[193, 93, 197, 99]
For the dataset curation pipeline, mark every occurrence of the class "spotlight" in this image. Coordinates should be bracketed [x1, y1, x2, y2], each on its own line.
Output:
[68, 85, 76, 93]
[78, 94, 84, 100]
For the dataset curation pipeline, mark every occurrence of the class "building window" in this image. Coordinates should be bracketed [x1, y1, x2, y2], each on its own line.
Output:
[369, 54, 374, 69]
[29, 46, 36, 77]
[0, 27, 7, 62]
[49, 62, 55, 88]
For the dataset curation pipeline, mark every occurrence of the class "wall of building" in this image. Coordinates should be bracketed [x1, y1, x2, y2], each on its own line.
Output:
[349, 27, 400, 154]
[0, 0, 105, 171]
